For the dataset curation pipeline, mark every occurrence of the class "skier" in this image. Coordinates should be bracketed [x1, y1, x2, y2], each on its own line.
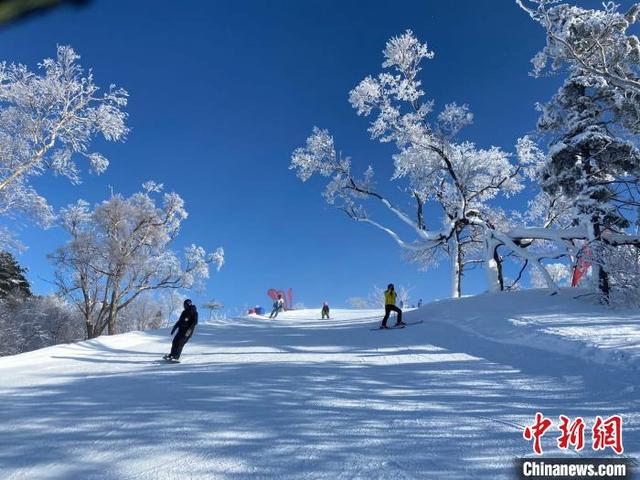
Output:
[380, 283, 405, 329]
[418, 298, 423, 308]
[164, 299, 198, 362]
[269, 293, 285, 319]
[321, 301, 330, 319]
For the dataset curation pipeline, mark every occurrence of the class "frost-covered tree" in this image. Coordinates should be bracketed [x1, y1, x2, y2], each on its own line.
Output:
[366, 285, 387, 308]
[0, 294, 83, 357]
[291, 31, 526, 298]
[0, 251, 31, 298]
[116, 291, 172, 333]
[538, 73, 640, 296]
[346, 297, 370, 309]
[518, 0, 640, 105]
[516, 136, 576, 230]
[519, 1, 640, 302]
[594, 242, 640, 306]
[364, 284, 412, 308]
[0, 45, 128, 245]
[50, 182, 224, 339]
[396, 284, 412, 306]
[530, 262, 571, 288]
[202, 299, 225, 320]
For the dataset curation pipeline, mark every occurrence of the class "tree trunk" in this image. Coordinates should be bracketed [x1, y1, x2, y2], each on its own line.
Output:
[83, 307, 97, 339]
[494, 246, 504, 291]
[591, 222, 611, 303]
[451, 229, 462, 298]
[107, 307, 118, 336]
[107, 288, 120, 335]
[86, 321, 94, 339]
[484, 233, 504, 292]
[107, 313, 116, 335]
[581, 159, 610, 303]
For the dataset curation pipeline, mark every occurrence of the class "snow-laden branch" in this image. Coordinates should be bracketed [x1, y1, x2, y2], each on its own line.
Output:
[353, 216, 430, 251]
[290, 31, 553, 298]
[0, 45, 129, 247]
[491, 229, 570, 293]
[507, 226, 589, 242]
[291, 126, 452, 243]
[517, 0, 640, 94]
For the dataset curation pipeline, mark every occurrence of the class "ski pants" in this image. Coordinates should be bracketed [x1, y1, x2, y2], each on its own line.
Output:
[322, 310, 330, 319]
[170, 332, 191, 359]
[382, 304, 402, 327]
[269, 307, 280, 319]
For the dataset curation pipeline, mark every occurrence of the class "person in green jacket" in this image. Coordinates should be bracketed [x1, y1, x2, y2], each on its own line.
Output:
[380, 283, 405, 329]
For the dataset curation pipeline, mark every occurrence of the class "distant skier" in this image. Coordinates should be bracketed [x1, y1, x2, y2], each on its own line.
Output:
[321, 302, 330, 319]
[269, 294, 285, 319]
[380, 283, 405, 329]
[164, 299, 198, 362]
[418, 298, 423, 308]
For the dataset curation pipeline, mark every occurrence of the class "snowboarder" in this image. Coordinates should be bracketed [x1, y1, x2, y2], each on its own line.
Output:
[269, 294, 285, 319]
[380, 283, 405, 329]
[321, 302, 330, 319]
[164, 299, 198, 362]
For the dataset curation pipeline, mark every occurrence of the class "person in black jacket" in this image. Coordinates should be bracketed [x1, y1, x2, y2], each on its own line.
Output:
[321, 302, 330, 319]
[164, 299, 198, 361]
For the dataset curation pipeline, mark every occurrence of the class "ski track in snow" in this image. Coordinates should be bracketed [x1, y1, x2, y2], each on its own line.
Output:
[0, 300, 637, 479]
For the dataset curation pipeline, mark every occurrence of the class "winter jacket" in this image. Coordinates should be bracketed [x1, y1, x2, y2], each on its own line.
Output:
[171, 305, 198, 338]
[384, 289, 396, 306]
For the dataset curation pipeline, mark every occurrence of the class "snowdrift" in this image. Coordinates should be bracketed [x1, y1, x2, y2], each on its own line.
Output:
[415, 289, 640, 372]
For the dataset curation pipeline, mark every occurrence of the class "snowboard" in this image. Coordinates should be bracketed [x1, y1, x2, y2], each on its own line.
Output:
[403, 320, 424, 326]
[369, 319, 424, 331]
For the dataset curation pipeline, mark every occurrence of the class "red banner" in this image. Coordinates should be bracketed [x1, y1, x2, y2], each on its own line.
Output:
[571, 246, 592, 287]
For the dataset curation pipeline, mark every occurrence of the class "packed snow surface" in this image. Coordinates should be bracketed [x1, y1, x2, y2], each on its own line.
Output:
[0, 290, 638, 479]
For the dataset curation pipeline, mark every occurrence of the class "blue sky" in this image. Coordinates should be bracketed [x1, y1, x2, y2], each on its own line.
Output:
[0, 0, 624, 313]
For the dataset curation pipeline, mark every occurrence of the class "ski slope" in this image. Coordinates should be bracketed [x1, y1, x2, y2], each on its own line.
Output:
[0, 291, 638, 479]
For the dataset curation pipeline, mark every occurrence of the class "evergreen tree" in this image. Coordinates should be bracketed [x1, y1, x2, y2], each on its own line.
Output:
[537, 73, 640, 299]
[0, 251, 31, 299]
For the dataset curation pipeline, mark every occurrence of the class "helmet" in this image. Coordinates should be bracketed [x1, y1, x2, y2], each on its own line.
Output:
[184, 299, 193, 309]
[388, 283, 394, 290]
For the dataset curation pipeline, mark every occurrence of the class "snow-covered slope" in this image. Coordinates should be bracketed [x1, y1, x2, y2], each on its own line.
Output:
[419, 289, 640, 371]
[0, 291, 638, 479]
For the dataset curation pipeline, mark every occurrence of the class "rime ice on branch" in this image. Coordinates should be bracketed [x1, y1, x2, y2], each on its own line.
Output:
[50, 183, 224, 339]
[520, 0, 640, 303]
[290, 30, 577, 296]
[0, 45, 129, 244]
